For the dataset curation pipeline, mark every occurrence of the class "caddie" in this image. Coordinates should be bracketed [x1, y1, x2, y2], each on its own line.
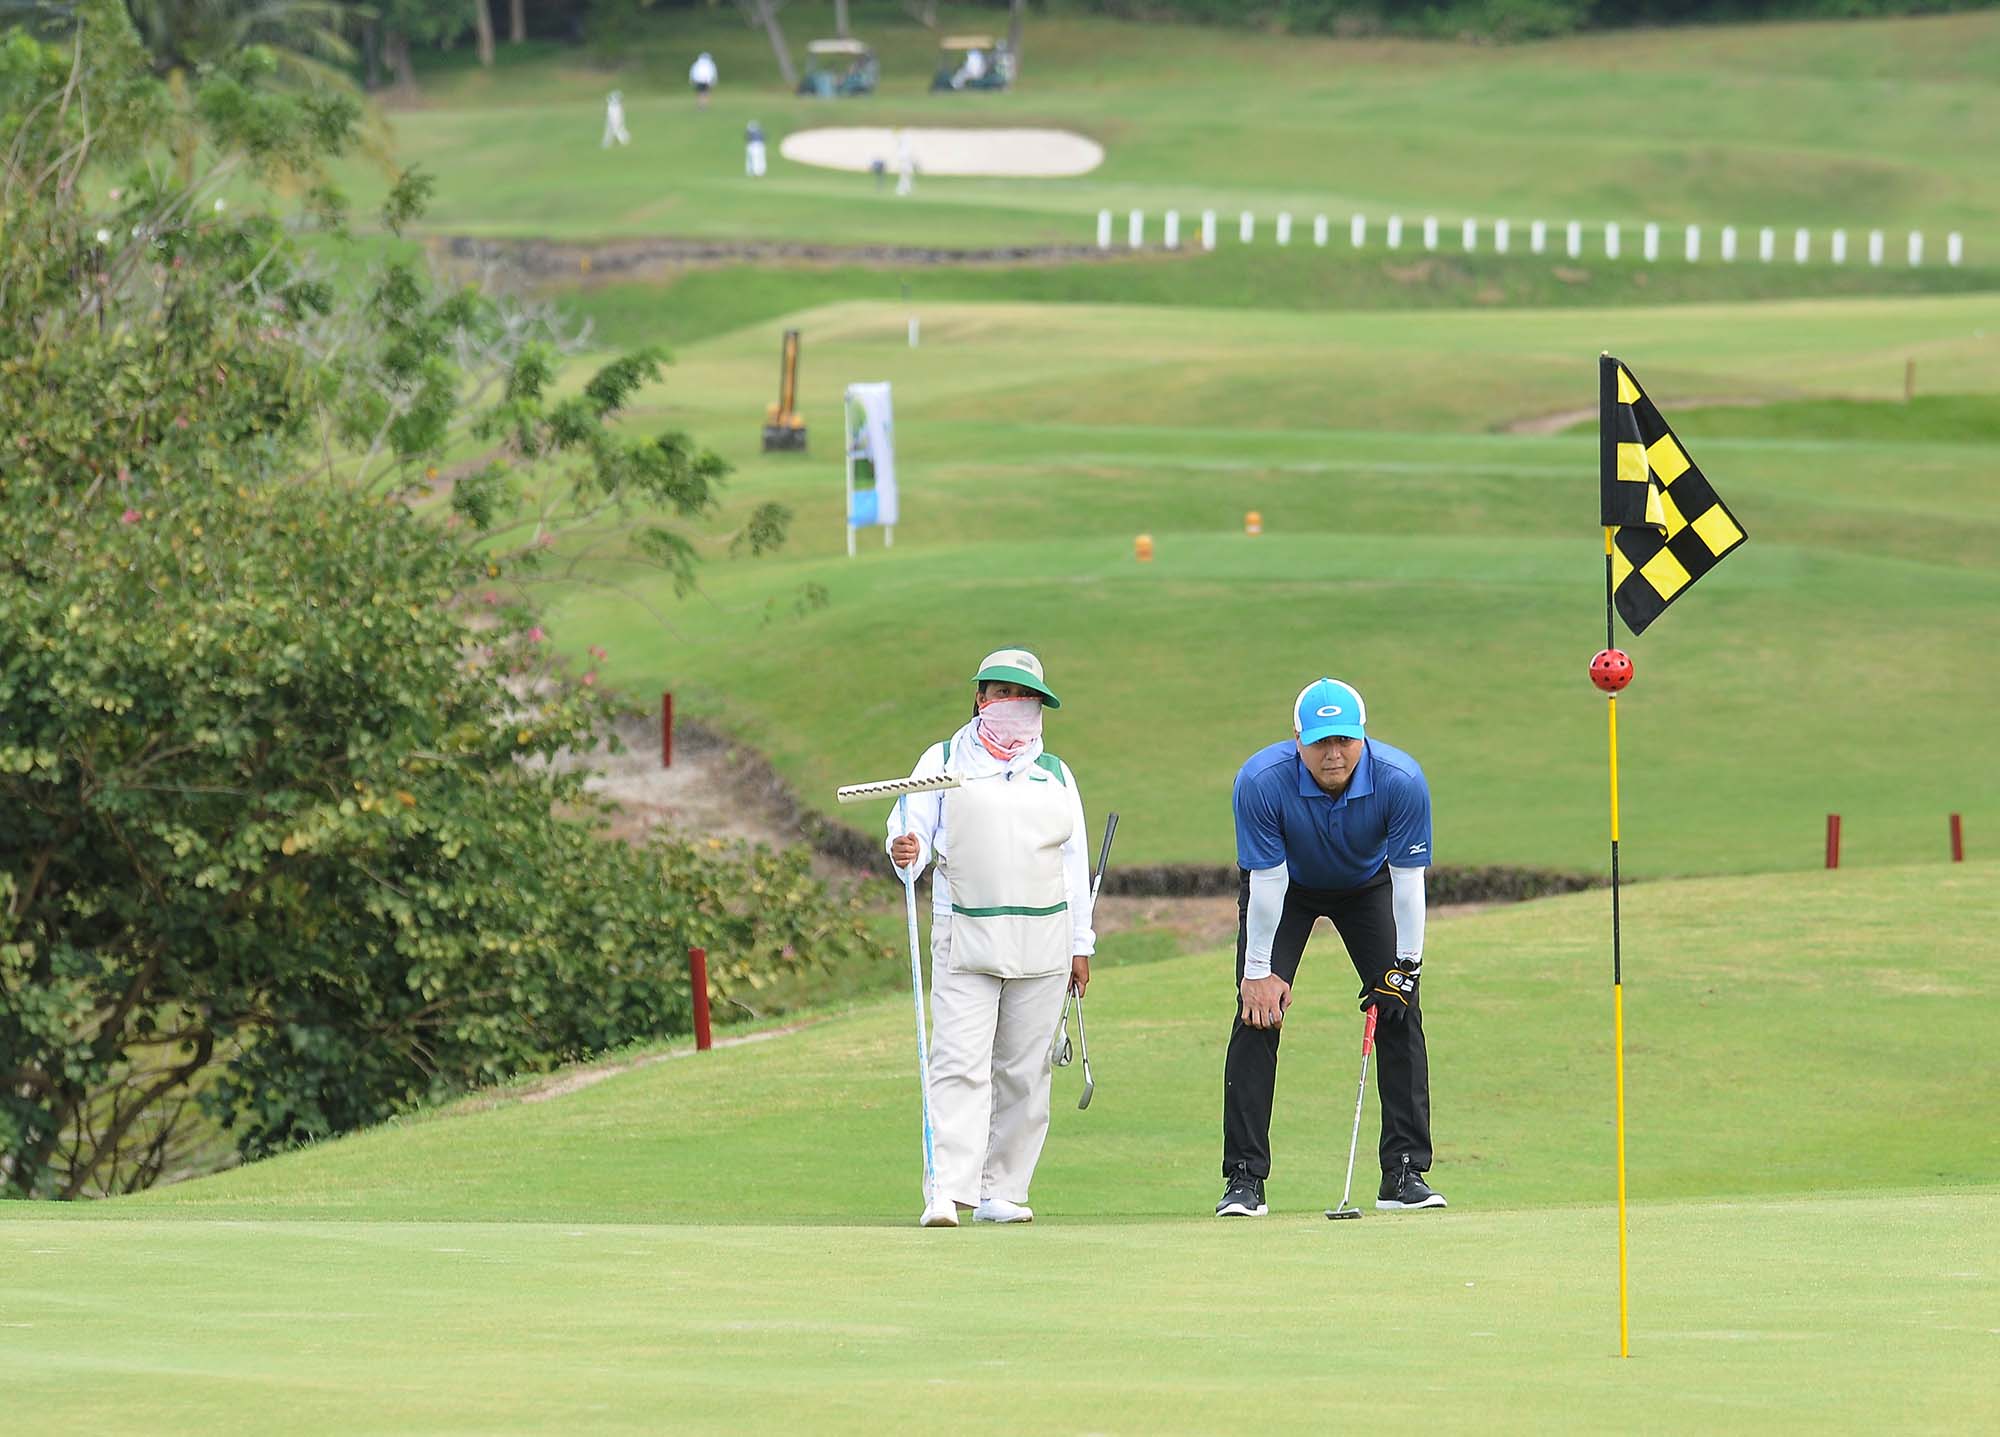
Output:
[1216, 678, 1445, 1217]
[887, 648, 1095, 1228]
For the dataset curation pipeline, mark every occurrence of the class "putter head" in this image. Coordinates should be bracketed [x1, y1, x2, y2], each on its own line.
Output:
[1325, 1206, 1363, 1220]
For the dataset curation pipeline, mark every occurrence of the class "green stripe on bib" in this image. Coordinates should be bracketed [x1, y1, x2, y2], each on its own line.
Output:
[951, 901, 1069, 918]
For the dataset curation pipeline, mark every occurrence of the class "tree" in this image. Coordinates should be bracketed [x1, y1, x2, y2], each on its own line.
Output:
[471, 0, 494, 64]
[1, 0, 879, 1200]
[737, 0, 795, 89]
[509, 0, 524, 43]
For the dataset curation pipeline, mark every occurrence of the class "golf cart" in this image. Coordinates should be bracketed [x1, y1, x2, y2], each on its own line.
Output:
[798, 38, 878, 98]
[930, 34, 1012, 92]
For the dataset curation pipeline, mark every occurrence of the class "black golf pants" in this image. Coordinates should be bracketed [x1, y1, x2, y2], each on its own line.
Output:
[1221, 864, 1433, 1181]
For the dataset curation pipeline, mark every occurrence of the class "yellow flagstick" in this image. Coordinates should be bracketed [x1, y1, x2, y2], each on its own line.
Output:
[1609, 686, 1631, 1360]
[1601, 524, 1632, 1360]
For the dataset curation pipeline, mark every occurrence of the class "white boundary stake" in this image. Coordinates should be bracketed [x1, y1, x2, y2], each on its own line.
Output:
[837, 773, 964, 1207]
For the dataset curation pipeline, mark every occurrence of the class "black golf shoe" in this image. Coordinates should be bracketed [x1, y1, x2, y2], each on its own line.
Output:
[1215, 1168, 1267, 1217]
[1376, 1163, 1448, 1210]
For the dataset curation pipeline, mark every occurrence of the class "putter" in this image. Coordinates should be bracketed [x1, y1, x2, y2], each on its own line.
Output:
[1325, 1005, 1381, 1221]
[837, 771, 963, 1206]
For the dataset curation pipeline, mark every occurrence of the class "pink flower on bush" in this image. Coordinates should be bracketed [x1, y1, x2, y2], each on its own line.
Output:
[527, 626, 545, 643]
[481, 590, 499, 606]
[120, 508, 140, 525]
[536, 533, 555, 549]
[174, 415, 189, 429]
[588, 645, 607, 660]
[581, 671, 597, 687]
[116, 465, 130, 485]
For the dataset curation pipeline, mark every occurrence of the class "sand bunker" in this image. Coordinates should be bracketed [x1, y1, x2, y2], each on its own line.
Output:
[779, 127, 1104, 179]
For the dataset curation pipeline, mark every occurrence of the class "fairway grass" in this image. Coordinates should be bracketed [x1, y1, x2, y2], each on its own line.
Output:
[6, 864, 1997, 1432]
[356, 11, 2000, 254]
[6, 1195, 1997, 1433]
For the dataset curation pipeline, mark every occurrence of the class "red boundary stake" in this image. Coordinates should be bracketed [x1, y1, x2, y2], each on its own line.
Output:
[689, 947, 712, 1051]
[1825, 814, 1841, 870]
[661, 691, 673, 770]
[1950, 813, 1964, 863]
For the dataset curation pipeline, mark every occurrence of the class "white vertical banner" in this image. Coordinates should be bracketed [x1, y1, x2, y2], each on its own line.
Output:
[845, 381, 897, 554]
[1240, 211, 1255, 243]
[1096, 210, 1111, 249]
[1165, 210, 1181, 248]
[1831, 229, 1847, 264]
[1495, 219, 1510, 254]
[1423, 216, 1438, 250]
[1276, 213, 1292, 245]
[1202, 210, 1217, 250]
[1314, 215, 1329, 246]
[1796, 228, 1812, 264]
[1947, 232, 1963, 266]
[1642, 223, 1658, 262]
[1684, 225, 1699, 262]
[1530, 219, 1546, 254]
[1721, 226, 1737, 262]
[1128, 209, 1143, 248]
[1565, 220, 1581, 258]
[1461, 217, 1477, 251]
[1606, 223, 1621, 260]
[1387, 215, 1403, 249]
[1350, 214, 1366, 248]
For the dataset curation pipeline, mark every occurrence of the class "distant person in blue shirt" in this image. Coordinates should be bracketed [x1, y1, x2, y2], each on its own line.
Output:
[1216, 678, 1446, 1218]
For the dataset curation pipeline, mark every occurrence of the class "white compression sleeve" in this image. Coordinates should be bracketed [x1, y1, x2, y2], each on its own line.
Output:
[1243, 864, 1289, 981]
[1390, 865, 1426, 969]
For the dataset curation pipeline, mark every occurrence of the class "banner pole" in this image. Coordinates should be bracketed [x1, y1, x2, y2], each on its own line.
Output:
[1605, 524, 1631, 1360]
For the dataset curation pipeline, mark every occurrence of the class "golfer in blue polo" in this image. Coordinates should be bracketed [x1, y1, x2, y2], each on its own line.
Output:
[1216, 678, 1445, 1217]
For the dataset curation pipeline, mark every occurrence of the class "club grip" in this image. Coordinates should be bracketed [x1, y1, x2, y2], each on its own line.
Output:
[1093, 811, 1120, 886]
[1362, 1005, 1379, 1055]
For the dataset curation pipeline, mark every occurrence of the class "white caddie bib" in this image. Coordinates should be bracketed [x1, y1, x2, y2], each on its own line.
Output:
[936, 759, 1071, 979]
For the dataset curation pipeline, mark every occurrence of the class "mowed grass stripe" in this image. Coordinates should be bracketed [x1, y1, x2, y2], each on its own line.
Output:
[3, 1194, 1996, 1433]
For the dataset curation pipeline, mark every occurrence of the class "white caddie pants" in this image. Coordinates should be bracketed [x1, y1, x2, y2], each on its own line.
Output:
[926, 917, 1070, 1207]
[745, 141, 766, 176]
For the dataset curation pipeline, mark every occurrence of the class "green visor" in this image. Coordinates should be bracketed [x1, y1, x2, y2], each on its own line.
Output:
[972, 658, 1061, 709]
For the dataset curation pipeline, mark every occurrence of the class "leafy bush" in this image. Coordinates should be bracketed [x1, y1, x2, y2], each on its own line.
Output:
[0, 0, 881, 1200]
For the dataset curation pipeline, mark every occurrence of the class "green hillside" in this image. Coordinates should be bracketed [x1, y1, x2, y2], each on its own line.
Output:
[356, 10, 2000, 254]
[515, 293, 2000, 876]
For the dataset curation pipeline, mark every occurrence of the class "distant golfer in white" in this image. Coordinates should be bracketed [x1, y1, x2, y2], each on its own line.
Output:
[601, 90, 630, 148]
[688, 51, 718, 108]
[887, 648, 1094, 1228]
[953, 47, 987, 89]
[894, 129, 915, 196]
[744, 120, 767, 178]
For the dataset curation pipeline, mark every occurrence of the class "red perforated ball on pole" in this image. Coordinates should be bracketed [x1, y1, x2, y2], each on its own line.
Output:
[1590, 648, 1634, 693]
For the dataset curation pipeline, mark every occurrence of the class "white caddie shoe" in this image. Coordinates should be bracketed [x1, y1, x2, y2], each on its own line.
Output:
[972, 1197, 1034, 1224]
[920, 1198, 959, 1228]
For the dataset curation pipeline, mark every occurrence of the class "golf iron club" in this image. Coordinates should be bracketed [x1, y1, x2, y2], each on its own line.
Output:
[1063, 809, 1119, 1110]
[1326, 1005, 1380, 1220]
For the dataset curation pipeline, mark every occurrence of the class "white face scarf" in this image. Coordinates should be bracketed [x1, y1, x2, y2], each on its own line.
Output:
[974, 696, 1043, 760]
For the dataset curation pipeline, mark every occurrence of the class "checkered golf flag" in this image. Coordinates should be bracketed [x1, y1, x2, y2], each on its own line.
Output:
[1599, 355, 1748, 635]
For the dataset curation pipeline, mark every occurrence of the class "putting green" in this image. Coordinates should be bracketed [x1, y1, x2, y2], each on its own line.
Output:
[6, 864, 1996, 1431]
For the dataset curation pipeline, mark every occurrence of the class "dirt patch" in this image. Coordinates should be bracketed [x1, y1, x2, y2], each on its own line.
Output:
[433, 234, 1179, 288]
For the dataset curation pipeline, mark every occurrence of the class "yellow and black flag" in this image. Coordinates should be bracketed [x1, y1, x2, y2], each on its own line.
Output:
[1599, 356, 1748, 634]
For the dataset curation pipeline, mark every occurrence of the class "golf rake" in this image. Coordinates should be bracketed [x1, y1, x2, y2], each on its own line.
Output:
[836, 770, 963, 1205]
[1326, 1005, 1381, 1221]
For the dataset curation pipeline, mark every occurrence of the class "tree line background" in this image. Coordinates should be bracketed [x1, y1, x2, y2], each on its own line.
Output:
[121, 0, 2000, 102]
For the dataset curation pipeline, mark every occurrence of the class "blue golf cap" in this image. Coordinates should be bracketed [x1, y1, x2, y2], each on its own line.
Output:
[1293, 678, 1367, 744]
